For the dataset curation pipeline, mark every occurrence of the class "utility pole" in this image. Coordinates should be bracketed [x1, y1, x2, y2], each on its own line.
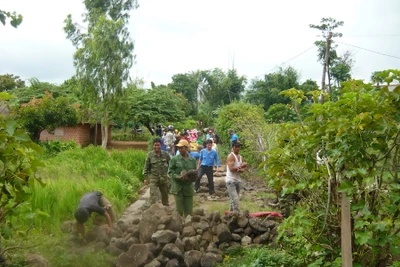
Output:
[321, 31, 332, 92]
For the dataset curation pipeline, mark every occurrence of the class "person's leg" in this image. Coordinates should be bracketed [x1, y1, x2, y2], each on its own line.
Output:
[159, 182, 170, 206]
[182, 196, 193, 217]
[195, 167, 205, 191]
[174, 193, 184, 216]
[227, 182, 240, 212]
[99, 196, 116, 222]
[205, 166, 214, 194]
[149, 178, 160, 205]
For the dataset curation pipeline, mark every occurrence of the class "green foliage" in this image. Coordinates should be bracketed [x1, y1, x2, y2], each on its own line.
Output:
[265, 103, 297, 123]
[64, 0, 138, 148]
[0, 10, 23, 28]
[39, 140, 79, 157]
[171, 119, 199, 132]
[220, 247, 303, 267]
[215, 102, 270, 166]
[245, 66, 300, 112]
[169, 72, 200, 115]
[266, 71, 400, 265]
[30, 146, 145, 231]
[14, 93, 79, 142]
[0, 74, 25, 92]
[0, 115, 44, 237]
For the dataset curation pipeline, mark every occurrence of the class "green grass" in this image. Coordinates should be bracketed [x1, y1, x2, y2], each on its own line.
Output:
[3, 145, 147, 266]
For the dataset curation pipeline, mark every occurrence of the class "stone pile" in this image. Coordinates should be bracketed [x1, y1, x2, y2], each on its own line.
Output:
[78, 203, 280, 267]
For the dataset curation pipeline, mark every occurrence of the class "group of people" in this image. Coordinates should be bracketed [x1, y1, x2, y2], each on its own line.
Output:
[72, 126, 245, 243]
[143, 126, 246, 218]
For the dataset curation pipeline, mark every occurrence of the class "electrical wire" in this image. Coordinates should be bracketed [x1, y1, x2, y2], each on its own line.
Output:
[335, 40, 400, 60]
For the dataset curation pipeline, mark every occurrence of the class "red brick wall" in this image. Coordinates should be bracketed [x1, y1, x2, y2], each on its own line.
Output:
[40, 123, 111, 146]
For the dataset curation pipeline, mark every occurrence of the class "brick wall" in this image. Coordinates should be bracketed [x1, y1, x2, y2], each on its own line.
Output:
[40, 123, 111, 146]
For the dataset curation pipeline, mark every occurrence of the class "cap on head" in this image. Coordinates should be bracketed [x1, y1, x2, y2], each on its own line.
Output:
[176, 140, 189, 147]
[74, 207, 89, 224]
[168, 125, 174, 130]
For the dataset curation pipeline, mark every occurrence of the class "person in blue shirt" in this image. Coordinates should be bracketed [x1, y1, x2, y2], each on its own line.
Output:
[228, 129, 239, 147]
[195, 139, 221, 196]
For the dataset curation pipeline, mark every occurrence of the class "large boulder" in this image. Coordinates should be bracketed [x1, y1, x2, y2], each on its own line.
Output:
[151, 230, 178, 245]
[216, 223, 232, 243]
[117, 244, 152, 267]
[184, 250, 203, 267]
[201, 252, 223, 267]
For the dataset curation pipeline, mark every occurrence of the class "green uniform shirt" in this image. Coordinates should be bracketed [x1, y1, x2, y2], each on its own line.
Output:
[143, 151, 170, 182]
[168, 154, 197, 196]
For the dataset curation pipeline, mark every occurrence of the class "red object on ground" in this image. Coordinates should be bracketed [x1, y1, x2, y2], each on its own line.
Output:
[224, 211, 283, 218]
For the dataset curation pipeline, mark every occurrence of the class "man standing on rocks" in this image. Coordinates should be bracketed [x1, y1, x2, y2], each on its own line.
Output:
[226, 141, 247, 213]
[195, 139, 221, 197]
[168, 139, 197, 217]
[143, 138, 171, 207]
[73, 191, 115, 243]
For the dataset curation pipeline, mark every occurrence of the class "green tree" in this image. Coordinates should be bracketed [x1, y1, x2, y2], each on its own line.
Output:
[0, 74, 25, 92]
[64, 0, 138, 148]
[15, 93, 79, 143]
[245, 66, 300, 112]
[267, 71, 400, 265]
[0, 9, 22, 28]
[168, 72, 200, 115]
[310, 17, 344, 92]
[265, 103, 296, 123]
[116, 86, 186, 135]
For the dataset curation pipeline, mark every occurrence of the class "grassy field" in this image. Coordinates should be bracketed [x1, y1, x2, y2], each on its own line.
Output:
[3, 144, 147, 267]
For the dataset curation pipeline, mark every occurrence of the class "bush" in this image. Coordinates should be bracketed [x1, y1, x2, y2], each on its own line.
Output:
[220, 246, 303, 267]
[39, 140, 79, 157]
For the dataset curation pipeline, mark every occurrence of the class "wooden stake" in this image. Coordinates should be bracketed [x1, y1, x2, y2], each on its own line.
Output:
[341, 192, 352, 266]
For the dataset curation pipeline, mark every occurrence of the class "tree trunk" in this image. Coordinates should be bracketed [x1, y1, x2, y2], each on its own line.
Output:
[101, 124, 108, 149]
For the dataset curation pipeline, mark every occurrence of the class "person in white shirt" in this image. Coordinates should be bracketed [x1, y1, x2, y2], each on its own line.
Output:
[164, 125, 176, 156]
[225, 141, 247, 213]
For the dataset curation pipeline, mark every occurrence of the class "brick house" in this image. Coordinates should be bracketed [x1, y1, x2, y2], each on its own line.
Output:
[40, 123, 111, 146]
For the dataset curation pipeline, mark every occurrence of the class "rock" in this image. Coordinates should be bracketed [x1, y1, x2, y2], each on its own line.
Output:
[195, 220, 209, 231]
[175, 238, 184, 253]
[93, 242, 107, 252]
[253, 231, 270, 244]
[191, 215, 202, 222]
[182, 236, 200, 251]
[201, 252, 223, 267]
[263, 219, 276, 229]
[216, 223, 232, 243]
[156, 254, 169, 266]
[166, 212, 183, 233]
[249, 217, 269, 232]
[117, 244, 152, 267]
[231, 233, 241, 242]
[105, 244, 124, 256]
[184, 250, 202, 267]
[125, 236, 140, 247]
[218, 242, 230, 250]
[159, 215, 172, 225]
[145, 243, 159, 258]
[139, 216, 159, 244]
[165, 258, 180, 267]
[25, 253, 49, 267]
[193, 208, 205, 216]
[144, 260, 161, 267]
[60, 221, 74, 234]
[201, 230, 213, 243]
[161, 243, 184, 262]
[112, 238, 129, 251]
[151, 230, 178, 245]
[117, 221, 128, 232]
[182, 226, 196, 238]
[241, 236, 252, 246]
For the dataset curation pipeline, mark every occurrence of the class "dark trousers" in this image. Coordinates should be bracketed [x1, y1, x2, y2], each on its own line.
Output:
[195, 166, 215, 194]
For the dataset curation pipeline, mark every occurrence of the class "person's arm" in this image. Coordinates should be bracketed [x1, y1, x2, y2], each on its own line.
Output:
[168, 157, 179, 180]
[143, 155, 150, 185]
[104, 211, 113, 233]
[77, 222, 86, 243]
[196, 151, 202, 170]
[214, 151, 221, 171]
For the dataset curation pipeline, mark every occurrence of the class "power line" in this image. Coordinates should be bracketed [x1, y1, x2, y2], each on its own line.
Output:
[256, 45, 316, 78]
[335, 40, 400, 60]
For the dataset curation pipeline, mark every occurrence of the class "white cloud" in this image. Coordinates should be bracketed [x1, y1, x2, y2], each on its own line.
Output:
[1, 0, 399, 87]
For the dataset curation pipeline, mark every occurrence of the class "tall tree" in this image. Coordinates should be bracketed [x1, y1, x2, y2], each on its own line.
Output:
[310, 17, 344, 92]
[245, 66, 300, 112]
[0, 74, 25, 92]
[168, 72, 200, 115]
[64, 0, 138, 148]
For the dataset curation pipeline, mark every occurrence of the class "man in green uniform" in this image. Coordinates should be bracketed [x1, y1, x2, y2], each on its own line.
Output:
[143, 138, 171, 206]
[168, 139, 197, 217]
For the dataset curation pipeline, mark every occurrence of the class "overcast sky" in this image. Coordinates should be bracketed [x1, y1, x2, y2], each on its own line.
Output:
[1, 0, 399, 88]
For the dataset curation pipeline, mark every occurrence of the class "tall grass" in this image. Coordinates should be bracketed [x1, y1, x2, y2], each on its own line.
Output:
[28, 145, 146, 232]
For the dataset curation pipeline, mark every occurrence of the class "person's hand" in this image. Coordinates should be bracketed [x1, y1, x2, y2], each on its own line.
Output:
[144, 180, 149, 185]
[241, 162, 247, 168]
